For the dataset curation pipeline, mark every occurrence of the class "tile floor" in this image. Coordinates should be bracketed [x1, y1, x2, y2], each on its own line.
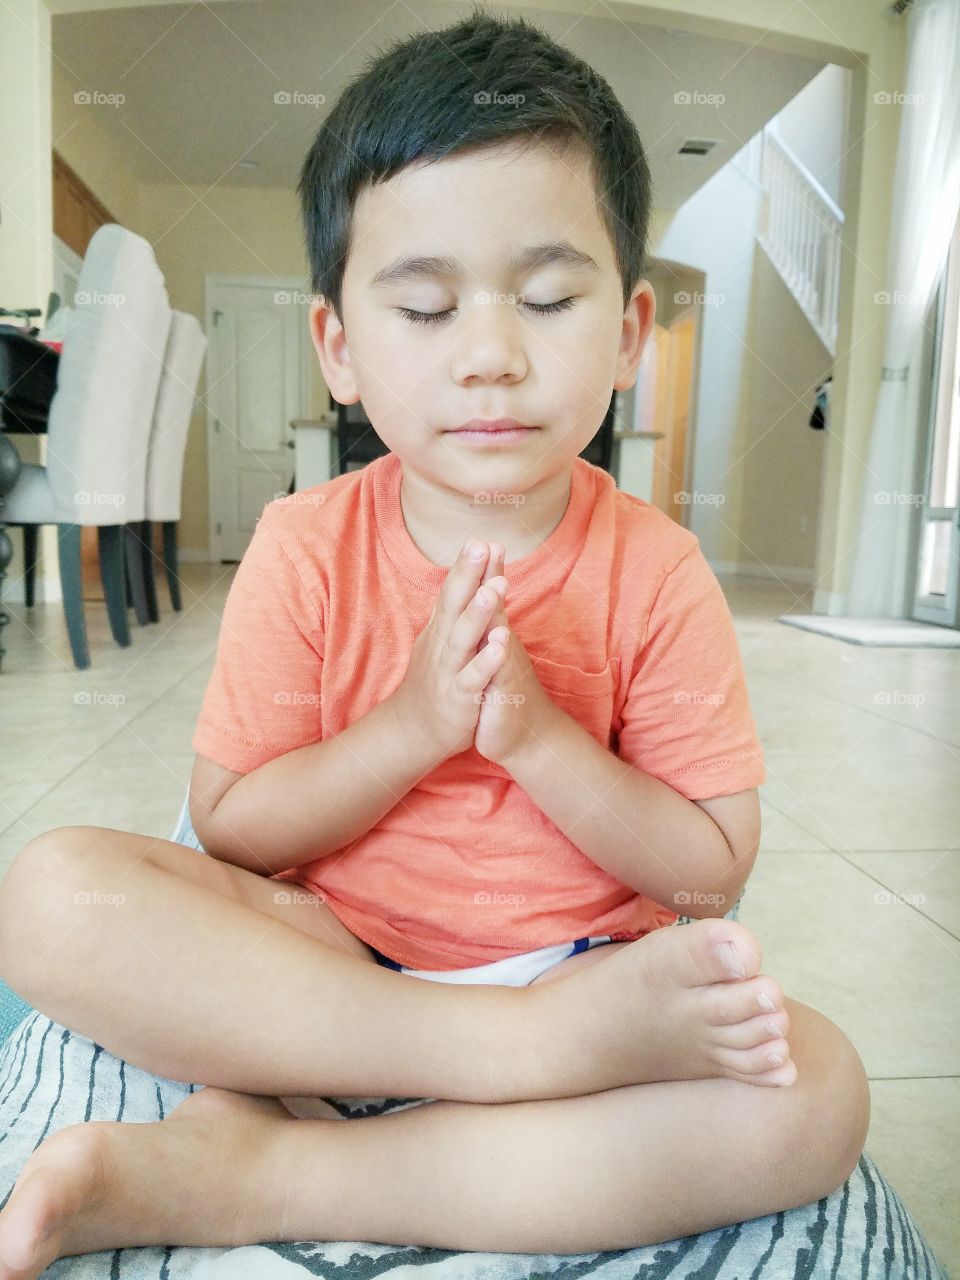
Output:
[0, 564, 956, 1270]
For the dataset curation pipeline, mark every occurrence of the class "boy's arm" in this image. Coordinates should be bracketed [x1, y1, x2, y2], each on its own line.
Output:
[502, 704, 759, 917]
[190, 691, 446, 876]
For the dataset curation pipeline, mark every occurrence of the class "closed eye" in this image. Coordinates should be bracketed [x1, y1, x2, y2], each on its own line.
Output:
[397, 297, 577, 326]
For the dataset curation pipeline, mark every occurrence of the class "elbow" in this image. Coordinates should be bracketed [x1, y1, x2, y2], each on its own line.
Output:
[188, 796, 235, 865]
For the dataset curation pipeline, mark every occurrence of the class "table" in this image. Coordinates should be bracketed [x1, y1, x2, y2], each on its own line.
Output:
[0, 325, 60, 669]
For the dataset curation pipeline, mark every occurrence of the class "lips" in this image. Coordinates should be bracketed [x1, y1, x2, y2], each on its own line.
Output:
[447, 418, 538, 433]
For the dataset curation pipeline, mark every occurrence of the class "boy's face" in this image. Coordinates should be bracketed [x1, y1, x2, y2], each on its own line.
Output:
[309, 139, 655, 494]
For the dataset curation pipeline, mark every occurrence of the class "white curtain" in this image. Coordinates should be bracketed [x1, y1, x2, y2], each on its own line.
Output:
[844, 0, 960, 618]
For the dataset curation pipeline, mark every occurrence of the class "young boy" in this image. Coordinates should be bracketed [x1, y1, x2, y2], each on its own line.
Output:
[0, 6, 869, 1269]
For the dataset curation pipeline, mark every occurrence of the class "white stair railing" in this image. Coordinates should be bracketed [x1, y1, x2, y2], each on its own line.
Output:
[756, 128, 844, 355]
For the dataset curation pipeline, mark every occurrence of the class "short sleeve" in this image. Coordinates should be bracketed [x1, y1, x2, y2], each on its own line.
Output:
[191, 515, 324, 774]
[615, 541, 765, 801]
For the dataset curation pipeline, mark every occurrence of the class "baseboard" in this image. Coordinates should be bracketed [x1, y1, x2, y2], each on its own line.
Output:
[705, 559, 816, 587]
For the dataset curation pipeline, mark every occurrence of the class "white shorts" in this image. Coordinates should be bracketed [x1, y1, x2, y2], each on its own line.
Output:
[368, 934, 624, 986]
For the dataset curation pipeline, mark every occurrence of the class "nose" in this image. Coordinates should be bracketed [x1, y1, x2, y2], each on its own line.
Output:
[450, 297, 528, 385]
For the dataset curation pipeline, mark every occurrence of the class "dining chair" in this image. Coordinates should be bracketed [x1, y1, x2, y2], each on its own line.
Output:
[6, 223, 171, 669]
[132, 310, 207, 621]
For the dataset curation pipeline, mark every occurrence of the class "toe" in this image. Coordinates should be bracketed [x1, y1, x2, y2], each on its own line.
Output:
[700, 975, 785, 1026]
[647, 916, 768, 993]
[716, 1036, 792, 1076]
[724, 1056, 799, 1088]
[653, 918, 764, 990]
[715, 1009, 790, 1050]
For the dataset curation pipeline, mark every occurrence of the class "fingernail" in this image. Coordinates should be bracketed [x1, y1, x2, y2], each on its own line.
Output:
[468, 542, 485, 560]
[766, 1021, 781, 1038]
[757, 992, 777, 1013]
[767, 1052, 784, 1066]
[717, 941, 745, 978]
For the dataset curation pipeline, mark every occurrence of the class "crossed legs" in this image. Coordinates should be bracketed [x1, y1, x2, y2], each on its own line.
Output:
[0, 825, 870, 1269]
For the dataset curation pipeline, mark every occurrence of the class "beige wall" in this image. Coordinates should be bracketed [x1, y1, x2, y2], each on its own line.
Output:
[49, 63, 326, 555]
[737, 247, 832, 579]
[51, 58, 140, 229]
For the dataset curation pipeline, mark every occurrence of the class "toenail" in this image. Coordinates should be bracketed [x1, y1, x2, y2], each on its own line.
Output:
[768, 1051, 784, 1066]
[717, 941, 746, 978]
[767, 1021, 781, 1038]
[757, 992, 776, 1012]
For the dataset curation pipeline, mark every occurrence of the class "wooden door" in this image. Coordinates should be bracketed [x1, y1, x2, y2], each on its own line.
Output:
[651, 311, 697, 524]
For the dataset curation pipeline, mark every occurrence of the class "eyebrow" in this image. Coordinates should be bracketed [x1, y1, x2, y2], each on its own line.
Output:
[369, 241, 602, 290]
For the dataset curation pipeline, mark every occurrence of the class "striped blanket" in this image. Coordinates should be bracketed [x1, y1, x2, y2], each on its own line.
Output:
[0, 1010, 949, 1279]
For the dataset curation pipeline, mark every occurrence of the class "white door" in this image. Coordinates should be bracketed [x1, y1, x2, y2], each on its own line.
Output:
[205, 276, 311, 561]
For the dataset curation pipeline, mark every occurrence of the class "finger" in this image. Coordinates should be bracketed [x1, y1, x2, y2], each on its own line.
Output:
[459, 625, 509, 694]
[435, 539, 489, 629]
[450, 574, 507, 665]
[480, 541, 505, 586]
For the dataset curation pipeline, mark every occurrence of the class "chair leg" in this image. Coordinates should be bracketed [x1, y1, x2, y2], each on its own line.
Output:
[122, 524, 150, 627]
[161, 521, 182, 611]
[23, 524, 38, 607]
[98, 526, 132, 648]
[139, 519, 160, 624]
[56, 523, 90, 669]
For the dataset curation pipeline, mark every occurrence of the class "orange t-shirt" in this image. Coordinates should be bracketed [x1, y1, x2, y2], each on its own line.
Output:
[191, 452, 765, 970]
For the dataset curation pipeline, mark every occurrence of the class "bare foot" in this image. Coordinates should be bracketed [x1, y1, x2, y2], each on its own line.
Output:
[0, 1086, 296, 1278]
[538, 917, 797, 1094]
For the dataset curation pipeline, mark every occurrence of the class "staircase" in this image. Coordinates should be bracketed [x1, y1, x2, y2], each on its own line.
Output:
[735, 127, 844, 355]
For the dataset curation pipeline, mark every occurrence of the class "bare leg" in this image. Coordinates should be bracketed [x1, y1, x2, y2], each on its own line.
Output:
[0, 826, 797, 1105]
[0, 997, 869, 1272]
[0, 828, 541, 1105]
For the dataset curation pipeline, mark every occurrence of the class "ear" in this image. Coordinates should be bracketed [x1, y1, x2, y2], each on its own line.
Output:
[614, 279, 656, 393]
[308, 296, 361, 406]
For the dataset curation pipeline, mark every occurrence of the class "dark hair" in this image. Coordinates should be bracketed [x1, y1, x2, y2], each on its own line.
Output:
[297, 4, 652, 321]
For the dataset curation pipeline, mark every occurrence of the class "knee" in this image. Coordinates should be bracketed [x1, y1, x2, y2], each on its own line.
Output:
[0, 826, 103, 966]
[785, 1002, 871, 1196]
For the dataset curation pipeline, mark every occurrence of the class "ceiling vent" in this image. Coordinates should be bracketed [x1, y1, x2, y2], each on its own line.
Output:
[678, 139, 719, 157]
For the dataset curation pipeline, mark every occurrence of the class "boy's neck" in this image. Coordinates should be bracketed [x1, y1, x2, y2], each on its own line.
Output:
[397, 460, 575, 569]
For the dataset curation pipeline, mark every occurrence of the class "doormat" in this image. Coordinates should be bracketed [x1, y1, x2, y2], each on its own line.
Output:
[778, 616, 960, 647]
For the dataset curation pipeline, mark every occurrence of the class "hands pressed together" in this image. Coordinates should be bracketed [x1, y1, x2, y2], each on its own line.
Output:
[392, 538, 559, 771]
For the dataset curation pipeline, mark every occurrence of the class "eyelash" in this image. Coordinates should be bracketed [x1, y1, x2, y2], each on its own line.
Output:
[397, 297, 577, 326]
